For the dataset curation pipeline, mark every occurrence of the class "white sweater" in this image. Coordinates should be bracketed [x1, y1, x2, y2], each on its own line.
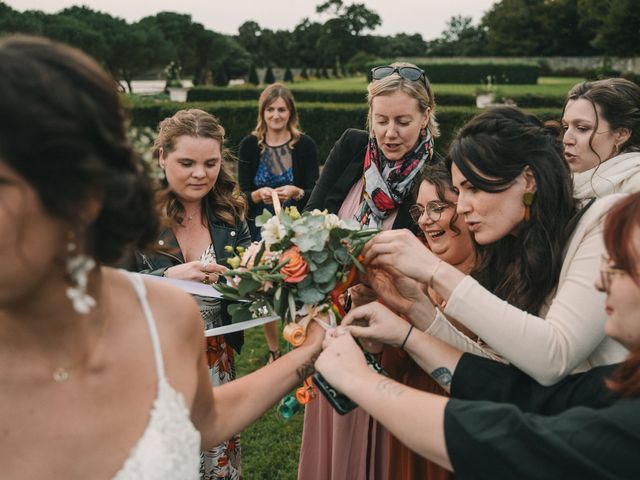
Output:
[426, 194, 629, 386]
[573, 151, 640, 200]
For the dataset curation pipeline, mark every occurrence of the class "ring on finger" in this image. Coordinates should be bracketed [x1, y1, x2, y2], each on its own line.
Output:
[203, 273, 211, 284]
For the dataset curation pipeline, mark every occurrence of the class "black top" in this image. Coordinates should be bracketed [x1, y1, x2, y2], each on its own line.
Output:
[238, 133, 319, 214]
[444, 354, 639, 479]
[133, 209, 251, 353]
[305, 128, 442, 232]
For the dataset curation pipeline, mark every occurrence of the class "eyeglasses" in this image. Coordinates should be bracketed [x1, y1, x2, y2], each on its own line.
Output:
[409, 201, 456, 224]
[599, 255, 625, 293]
[371, 65, 428, 88]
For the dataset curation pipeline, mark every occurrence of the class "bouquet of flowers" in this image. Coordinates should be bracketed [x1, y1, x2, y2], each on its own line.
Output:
[214, 206, 378, 346]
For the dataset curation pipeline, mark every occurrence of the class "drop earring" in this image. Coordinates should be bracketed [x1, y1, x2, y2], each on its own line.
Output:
[65, 230, 96, 314]
[522, 192, 534, 222]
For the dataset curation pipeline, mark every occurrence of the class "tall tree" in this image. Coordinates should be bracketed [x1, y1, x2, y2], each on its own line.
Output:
[481, 0, 544, 56]
[427, 15, 486, 56]
[593, 0, 640, 57]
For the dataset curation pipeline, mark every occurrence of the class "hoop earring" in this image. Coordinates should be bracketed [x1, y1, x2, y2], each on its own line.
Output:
[65, 230, 96, 314]
[523, 192, 534, 222]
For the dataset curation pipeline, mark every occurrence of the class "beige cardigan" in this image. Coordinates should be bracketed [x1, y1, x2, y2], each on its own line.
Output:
[426, 194, 629, 386]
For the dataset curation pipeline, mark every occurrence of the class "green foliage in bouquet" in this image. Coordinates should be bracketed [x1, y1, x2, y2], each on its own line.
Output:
[213, 207, 378, 324]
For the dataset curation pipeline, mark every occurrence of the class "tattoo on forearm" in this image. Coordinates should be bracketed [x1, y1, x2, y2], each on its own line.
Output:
[296, 352, 320, 381]
[375, 378, 406, 397]
[431, 367, 453, 389]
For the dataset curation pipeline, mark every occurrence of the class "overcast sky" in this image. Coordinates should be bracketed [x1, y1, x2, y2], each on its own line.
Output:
[5, 0, 497, 39]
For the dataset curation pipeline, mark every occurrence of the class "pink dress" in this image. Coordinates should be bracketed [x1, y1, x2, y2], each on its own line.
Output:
[298, 179, 396, 480]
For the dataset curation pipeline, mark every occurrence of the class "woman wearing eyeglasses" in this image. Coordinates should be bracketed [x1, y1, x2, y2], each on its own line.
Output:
[362, 107, 627, 391]
[299, 63, 443, 480]
[316, 192, 640, 479]
[366, 162, 487, 480]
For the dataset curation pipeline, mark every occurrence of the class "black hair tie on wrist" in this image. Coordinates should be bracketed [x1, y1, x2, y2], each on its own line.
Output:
[400, 325, 414, 350]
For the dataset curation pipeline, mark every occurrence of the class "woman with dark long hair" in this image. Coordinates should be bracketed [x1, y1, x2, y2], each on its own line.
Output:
[364, 107, 627, 386]
[0, 35, 323, 479]
[317, 191, 640, 479]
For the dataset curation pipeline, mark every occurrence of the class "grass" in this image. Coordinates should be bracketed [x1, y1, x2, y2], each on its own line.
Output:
[235, 322, 304, 480]
[283, 75, 584, 96]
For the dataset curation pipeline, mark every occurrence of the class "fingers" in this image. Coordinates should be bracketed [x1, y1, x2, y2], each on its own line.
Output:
[203, 263, 228, 274]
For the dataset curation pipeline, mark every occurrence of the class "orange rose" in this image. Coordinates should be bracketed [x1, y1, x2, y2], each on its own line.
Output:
[279, 246, 309, 283]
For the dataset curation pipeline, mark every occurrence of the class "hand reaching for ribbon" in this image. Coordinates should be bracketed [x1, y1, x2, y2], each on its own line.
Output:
[315, 327, 369, 393]
[341, 302, 409, 348]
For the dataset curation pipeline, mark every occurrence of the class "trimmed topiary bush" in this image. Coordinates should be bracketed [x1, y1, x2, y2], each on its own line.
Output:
[264, 66, 276, 84]
[248, 64, 259, 85]
[213, 67, 228, 87]
[284, 67, 294, 83]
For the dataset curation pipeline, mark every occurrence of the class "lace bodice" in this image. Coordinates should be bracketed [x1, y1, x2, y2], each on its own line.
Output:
[113, 272, 201, 479]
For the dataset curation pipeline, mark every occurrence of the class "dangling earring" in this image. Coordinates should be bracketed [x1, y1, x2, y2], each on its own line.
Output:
[613, 143, 619, 156]
[522, 192, 534, 222]
[420, 125, 427, 138]
[65, 230, 96, 314]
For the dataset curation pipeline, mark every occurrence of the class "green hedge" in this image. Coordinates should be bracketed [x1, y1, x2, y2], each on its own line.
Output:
[367, 60, 540, 85]
[187, 86, 477, 107]
[124, 97, 560, 162]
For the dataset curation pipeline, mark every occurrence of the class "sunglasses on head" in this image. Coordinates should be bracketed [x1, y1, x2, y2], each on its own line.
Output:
[371, 65, 428, 87]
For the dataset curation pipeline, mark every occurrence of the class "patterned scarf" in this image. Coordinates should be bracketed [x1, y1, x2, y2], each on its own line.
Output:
[355, 130, 434, 228]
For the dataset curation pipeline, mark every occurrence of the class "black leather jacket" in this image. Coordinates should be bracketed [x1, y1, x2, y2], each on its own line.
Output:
[135, 211, 251, 353]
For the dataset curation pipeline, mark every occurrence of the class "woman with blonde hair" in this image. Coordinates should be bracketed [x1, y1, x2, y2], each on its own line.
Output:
[238, 83, 319, 363]
[299, 62, 443, 480]
[136, 109, 250, 479]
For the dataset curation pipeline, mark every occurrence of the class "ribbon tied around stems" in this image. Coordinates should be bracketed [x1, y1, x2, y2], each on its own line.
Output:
[295, 376, 317, 405]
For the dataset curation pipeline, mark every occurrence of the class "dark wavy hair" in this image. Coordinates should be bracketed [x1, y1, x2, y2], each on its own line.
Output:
[0, 35, 158, 263]
[563, 78, 640, 163]
[603, 192, 640, 398]
[154, 109, 246, 227]
[448, 107, 579, 314]
[413, 162, 461, 236]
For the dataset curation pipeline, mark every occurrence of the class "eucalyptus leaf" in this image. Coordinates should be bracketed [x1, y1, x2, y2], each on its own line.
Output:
[255, 209, 273, 227]
[311, 250, 329, 263]
[313, 261, 339, 283]
[298, 275, 313, 289]
[298, 286, 326, 305]
[333, 246, 349, 263]
[317, 279, 338, 294]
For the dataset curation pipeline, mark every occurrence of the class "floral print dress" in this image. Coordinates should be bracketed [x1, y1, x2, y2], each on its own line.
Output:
[197, 244, 241, 480]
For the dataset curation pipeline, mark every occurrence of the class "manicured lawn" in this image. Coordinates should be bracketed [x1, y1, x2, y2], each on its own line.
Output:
[235, 322, 304, 480]
[285, 75, 584, 96]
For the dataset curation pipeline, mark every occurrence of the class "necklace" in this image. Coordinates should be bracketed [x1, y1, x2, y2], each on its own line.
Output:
[52, 306, 108, 383]
[186, 208, 201, 222]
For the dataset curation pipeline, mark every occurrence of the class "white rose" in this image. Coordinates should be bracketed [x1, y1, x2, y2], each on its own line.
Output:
[323, 213, 345, 230]
[262, 215, 286, 247]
